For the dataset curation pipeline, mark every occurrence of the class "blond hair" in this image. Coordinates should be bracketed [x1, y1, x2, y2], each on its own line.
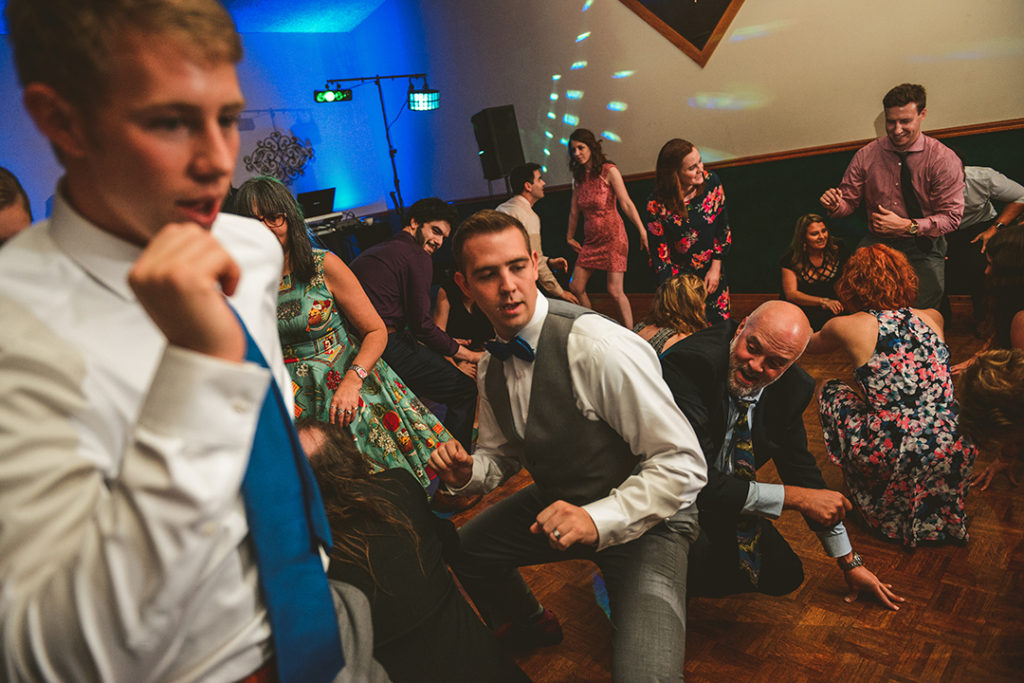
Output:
[6, 0, 241, 110]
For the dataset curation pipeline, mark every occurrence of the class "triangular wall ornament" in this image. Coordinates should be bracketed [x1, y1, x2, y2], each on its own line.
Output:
[618, 0, 746, 67]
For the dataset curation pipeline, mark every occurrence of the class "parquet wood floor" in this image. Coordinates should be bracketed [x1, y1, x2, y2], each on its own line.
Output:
[450, 295, 1024, 682]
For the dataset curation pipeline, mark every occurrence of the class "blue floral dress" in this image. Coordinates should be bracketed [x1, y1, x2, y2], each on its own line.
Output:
[819, 309, 976, 546]
[645, 170, 731, 322]
[277, 249, 452, 488]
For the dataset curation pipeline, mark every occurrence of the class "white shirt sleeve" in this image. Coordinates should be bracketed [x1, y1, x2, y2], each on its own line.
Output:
[0, 307, 270, 681]
[569, 318, 707, 550]
[447, 356, 526, 495]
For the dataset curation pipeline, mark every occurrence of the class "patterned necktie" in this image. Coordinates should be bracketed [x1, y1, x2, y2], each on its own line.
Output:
[896, 151, 924, 218]
[729, 396, 762, 586]
[238, 317, 345, 682]
[485, 335, 536, 362]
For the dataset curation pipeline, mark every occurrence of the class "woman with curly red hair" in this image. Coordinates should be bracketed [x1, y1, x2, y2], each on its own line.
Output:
[806, 244, 976, 547]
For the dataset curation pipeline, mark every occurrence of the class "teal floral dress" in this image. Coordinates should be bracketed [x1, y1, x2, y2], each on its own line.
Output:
[277, 249, 451, 487]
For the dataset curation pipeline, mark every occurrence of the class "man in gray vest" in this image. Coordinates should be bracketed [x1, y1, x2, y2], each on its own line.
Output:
[429, 209, 707, 680]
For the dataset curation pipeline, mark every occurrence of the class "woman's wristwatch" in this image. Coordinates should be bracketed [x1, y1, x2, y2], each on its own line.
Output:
[348, 364, 368, 383]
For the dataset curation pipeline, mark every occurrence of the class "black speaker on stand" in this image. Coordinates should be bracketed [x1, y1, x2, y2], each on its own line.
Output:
[471, 105, 525, 190]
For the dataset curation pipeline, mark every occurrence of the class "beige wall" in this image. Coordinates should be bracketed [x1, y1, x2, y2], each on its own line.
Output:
[420, 0, 1024, 197]
[2, 0, 1021, 212]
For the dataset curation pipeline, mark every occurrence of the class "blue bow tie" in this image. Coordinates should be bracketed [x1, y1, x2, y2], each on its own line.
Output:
[485, 336, 535, 362]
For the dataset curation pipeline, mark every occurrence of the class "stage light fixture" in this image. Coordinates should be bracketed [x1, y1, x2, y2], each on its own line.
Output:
[314, 88, 352, 103]
[408, 79, 440, 111]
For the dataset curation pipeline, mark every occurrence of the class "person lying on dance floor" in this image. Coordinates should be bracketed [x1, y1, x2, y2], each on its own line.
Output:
[958, 349, 1024, 491]
[808, 244, 976, 547]
[300, 418, 529, 683]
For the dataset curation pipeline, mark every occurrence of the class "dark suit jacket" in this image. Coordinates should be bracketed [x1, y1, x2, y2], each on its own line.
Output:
[660, 321, 830, 546]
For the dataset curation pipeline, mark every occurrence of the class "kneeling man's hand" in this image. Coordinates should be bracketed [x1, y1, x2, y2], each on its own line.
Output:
[429, 440, 474, 489]
[842, 563, 904, 611]
[784, 486, 852, 526]
[531, 500, 598, 551]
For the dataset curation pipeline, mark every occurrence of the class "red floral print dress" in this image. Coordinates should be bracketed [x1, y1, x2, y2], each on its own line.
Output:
[645, 170, 731, 321]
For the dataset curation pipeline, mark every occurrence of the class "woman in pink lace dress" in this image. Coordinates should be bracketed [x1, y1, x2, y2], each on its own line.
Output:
[565, 129, 648, 327]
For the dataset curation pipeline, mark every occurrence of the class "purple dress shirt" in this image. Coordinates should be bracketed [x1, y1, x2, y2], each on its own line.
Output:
[350, 231, 460, 356]
[829, 134, 964, 238]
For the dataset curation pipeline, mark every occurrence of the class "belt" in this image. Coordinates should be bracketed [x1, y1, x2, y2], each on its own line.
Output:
[236, 659, 276, 683]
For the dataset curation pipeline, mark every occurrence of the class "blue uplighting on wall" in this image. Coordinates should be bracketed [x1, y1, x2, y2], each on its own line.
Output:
[566, 90, 583, 100]
[582, 0, 594, 12]
[225, 0, 387, 33]
[576, 31, 591, 43]
[607, 101, 627, 111]
[563, 114, 580, 126]
[571, 61, 588, 70]
[612, 70, 636, 79]
[602, 131, 621, 142]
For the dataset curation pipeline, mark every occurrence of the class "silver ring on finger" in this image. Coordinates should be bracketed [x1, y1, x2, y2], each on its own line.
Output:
[552, 529, 562, 540]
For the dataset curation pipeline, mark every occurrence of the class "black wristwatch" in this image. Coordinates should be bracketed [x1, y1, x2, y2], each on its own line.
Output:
[838, 552, 864, 572]
[992, 221, 1006, 232]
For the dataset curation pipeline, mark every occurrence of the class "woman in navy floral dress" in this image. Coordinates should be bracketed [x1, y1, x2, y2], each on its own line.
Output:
[807, 244, 976, 547]
[645, 139, 731, 322]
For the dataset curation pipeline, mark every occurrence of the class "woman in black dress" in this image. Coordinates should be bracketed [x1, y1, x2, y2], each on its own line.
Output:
[779, 213, 848, 330]
[299, 419, 529, 683]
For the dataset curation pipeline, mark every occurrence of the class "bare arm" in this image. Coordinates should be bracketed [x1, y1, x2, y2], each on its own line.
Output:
[323, 252, 387, 425]
[567, 185, 582, 253]
[433, 286, 451, 332]
[1012, 310, 1024, 350]
[781, 267, 842, 313]
[973, 201, 1024, 252]
[607, 165, 648, 252]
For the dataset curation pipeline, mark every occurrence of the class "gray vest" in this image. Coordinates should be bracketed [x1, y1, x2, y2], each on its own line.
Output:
[484, 299, 639, 506]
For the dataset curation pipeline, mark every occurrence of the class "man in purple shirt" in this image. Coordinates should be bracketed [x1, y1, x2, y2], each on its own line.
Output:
[820, 83, 964, 309]
[350, 198, 482, 448]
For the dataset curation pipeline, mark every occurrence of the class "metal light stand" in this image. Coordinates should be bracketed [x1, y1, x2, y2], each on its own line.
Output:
[325, 73, 428, 218]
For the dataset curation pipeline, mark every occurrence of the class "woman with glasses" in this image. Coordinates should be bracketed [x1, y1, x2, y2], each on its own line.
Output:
[233, 177, 453, 489]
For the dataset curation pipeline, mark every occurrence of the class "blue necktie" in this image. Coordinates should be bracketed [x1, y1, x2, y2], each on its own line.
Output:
[485, 336, 536, 362]
[238, 318, 345, 682]
[729, 396, 762, 586]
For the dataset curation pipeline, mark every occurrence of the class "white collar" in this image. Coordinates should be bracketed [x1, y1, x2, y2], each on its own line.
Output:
[49, 185, 142, 302]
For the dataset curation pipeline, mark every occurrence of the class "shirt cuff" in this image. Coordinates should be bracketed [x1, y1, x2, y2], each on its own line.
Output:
[817, 522, 853, 558]
[139, 345, 271, 443]
[742, 481, 784, 518]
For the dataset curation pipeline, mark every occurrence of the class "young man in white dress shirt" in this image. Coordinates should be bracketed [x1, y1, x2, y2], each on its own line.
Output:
[0, 1, 384, 681]
[429, 209, 707, 681]
[495, 163, 578, 304]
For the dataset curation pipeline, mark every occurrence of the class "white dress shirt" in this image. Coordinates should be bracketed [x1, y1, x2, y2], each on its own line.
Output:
[495, 195, 565, 297]
[0, 191, 289, 682]
[456, 295, 707, 551]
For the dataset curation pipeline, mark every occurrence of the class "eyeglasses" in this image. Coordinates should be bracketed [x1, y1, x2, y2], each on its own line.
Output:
[257, 213, 287, 229]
